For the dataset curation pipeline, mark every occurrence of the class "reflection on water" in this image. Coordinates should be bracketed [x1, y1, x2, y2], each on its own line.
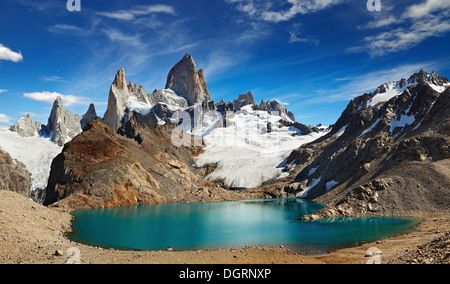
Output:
[69, 199, 418, 253]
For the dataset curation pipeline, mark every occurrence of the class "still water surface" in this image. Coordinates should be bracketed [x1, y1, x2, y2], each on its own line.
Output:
[69, 199, 419, 253]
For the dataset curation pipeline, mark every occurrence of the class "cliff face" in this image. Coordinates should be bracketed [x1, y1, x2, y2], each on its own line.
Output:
[0, 148, 32, 197]
[165, 54, 212, 106]
[44, 118, 253, 209]
[103, 68, 134, 131]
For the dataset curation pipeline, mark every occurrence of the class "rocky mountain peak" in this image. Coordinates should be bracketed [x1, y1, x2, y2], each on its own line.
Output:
[9, 113, 42, 137]
[113, 68, 127, 90]
[44, 96, 83, 146]
[407, 69, 449, 87]
[259, 99, 296, 122]
[165, 54, 212, 106]
[103, 68, 132, 131]
[81, 103, 98, 129]
[287, 69, 450, 211]
[182, 53, 195, 64]
[233, 92, 256, 109]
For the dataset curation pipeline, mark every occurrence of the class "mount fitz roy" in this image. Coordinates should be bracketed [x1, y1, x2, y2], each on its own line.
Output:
[1, 54, 449, 218]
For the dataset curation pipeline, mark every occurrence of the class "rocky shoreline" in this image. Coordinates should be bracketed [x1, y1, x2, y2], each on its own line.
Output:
[1, 190, 449, 264]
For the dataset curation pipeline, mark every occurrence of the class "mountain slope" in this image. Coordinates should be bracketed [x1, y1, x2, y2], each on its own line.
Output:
[0, 128, 62, 192]
[0, 148, 31, 197]
[43, 118, 259, 209]
[283, 70, 450, 218]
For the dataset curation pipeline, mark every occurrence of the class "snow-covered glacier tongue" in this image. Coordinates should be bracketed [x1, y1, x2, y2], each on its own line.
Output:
[0, 128, 62, 192]
[192, 105, 328, 188]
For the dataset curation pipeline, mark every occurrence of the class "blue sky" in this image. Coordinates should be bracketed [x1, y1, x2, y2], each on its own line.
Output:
[1, 0, 450, 127]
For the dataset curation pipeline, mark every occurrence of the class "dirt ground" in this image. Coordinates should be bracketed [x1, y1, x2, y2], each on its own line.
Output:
[0, 190, 448, 264]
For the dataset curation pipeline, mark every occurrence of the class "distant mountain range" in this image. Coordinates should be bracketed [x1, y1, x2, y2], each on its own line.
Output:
[1, 55, 449, 216]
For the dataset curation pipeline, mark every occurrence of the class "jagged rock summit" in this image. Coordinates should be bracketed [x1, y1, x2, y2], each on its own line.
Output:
[81, 103, 98, 129]
[103, 67, 189, 131]
[10, 97, 98, 146]
[165, 53, 212, 106]
[103, 68, 134, 131]
[42, 96, 83, 147]
[103, 55, 304, 133]
[9, 113, 42, 137]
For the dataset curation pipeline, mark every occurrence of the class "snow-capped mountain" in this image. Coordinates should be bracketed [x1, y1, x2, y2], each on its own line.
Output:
[284, 70, 450, 219]
[1, 54, 325, 197]
[362, 70, 450, 108]
[3, 97, 98, 193]
[102, 55, 327, 189]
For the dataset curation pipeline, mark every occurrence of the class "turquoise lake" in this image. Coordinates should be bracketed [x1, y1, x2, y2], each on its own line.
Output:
[68, 199, 419, 253]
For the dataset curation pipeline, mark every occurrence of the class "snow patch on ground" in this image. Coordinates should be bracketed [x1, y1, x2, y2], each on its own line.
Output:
[360, 117, 382, 137]
[194, 107, 328, 188]
[389, 103, 416, 134]
[369, 82, 407, 107]
[326, 180, 339, 192]
[429, 83, 450, 93]
[297, 177, 322, 198]
[0, 129, 62, 191]
[332, 125, 347, 138]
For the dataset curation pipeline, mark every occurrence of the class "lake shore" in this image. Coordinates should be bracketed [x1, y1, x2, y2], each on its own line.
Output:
[1, 190, 449, 264]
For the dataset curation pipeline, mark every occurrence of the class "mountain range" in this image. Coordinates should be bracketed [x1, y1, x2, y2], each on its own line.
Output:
[0, 54, 449, 217]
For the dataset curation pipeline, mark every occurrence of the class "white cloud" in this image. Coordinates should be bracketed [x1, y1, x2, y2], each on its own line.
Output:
[354, 0, 450, 56]
[0, 44, 23, 62]
[103, 29, 144, 47]
[96, 4, 175, 21]
[48, 24, 83, 33]
[40, 76, 67, 83]
[288, 30, 319, 45]
[23, 91, 91, 107]
[304, 62, 438, 104]
[0, 114, 12, 124]
[403, 0, 450, 19]
[0, 89, 7, 94]
[227, 0, 346, 23]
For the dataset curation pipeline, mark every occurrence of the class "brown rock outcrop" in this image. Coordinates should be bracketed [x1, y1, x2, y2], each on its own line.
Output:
[43, 117, 254, 209]
[288, 71, 450, 218]
[165, 54, 212, 106]
[0, 148, 32, 197]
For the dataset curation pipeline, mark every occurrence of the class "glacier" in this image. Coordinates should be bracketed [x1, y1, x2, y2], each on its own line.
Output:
[0, 129, 62, 191]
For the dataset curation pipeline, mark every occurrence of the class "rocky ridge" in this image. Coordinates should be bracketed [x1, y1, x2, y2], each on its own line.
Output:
[103, 54, 308, 135]
[282, 70, 450, 219]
